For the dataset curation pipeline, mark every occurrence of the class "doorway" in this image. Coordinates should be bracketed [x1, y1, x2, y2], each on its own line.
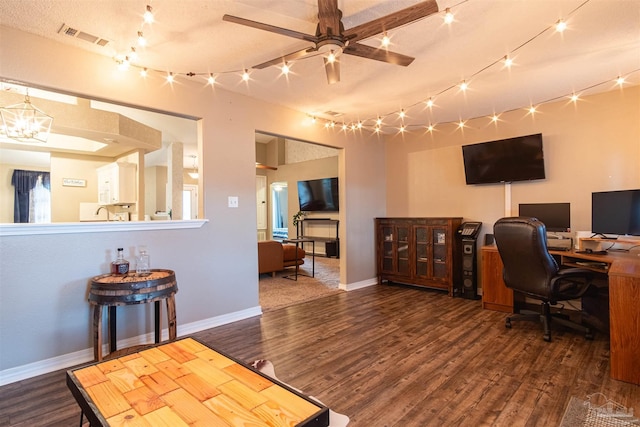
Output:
[271, 182, 288, 239]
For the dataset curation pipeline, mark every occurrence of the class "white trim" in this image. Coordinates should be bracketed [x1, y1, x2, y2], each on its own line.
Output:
[0, 305, 262, 386]
[0, 219, 208, 236]
[340, 277, 377, 291]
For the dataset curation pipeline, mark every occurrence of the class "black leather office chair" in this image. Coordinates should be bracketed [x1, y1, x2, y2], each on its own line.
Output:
[493, 217, 595, 342]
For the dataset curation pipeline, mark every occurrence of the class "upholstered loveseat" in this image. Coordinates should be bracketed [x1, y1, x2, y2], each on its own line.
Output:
[258, 240, 306, 277]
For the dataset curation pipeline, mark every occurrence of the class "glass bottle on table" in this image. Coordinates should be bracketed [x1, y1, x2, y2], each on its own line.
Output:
[136, 246, 150, 276]
[111, 248, 130, 275]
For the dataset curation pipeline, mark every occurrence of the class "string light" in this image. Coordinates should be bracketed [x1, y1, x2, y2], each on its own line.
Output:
[399, 125, 406, 133]
[137, 31, 147, 47]
[129, 47, 138, 62]
[118, 57, 130, 71]
[143, 5, 154, 24]
[444, 8, 454, 24]
[381, 33, 391, 48]
[569, 93, 579, 102]
[108, 1, 637, 135]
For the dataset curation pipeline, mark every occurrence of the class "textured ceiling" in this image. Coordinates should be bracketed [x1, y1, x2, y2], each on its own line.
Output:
[0, 0, 639, 131]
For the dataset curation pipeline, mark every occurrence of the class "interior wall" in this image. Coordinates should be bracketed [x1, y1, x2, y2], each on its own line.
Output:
[50, 154, 110, 222]
[0, 25, 386, 379]
[266, 156, 339, 240]
[385, 85, 640, 288]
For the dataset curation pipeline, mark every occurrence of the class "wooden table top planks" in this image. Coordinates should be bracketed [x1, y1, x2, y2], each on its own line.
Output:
[67, 338, 328, 427]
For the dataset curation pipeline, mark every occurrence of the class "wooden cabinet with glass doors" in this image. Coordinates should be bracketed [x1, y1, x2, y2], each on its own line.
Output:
[376, 217, 462, 295]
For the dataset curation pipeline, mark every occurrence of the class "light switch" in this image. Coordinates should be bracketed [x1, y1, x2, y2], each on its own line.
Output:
[228, 196, 239, 208]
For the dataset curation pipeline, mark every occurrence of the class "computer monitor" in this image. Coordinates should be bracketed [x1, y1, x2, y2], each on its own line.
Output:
[592, 190, 640, 237]
[518, 203, 570, 232]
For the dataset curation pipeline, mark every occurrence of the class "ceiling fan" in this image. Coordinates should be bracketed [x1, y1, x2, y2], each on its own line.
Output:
[223, 0, 439, 84]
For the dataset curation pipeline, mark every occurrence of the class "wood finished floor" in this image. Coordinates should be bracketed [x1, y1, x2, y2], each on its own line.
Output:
[1, 284, 638, 426]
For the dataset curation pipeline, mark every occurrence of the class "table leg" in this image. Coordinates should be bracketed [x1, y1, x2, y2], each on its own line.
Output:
[154, 300, 161, 343]
[311, 240, 315, 278]
[166, 295, 177, 340]
[109, 306, 117, 353]
[92, 305, 103, 361]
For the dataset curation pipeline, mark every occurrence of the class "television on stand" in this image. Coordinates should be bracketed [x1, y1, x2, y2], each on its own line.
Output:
[462, 133, 545, 185]
[592, 189, 640, 237]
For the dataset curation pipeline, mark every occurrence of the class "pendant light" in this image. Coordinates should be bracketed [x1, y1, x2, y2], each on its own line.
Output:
[1, 90, 53, 143]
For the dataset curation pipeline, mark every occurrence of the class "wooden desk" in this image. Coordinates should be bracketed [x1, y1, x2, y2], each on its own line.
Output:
[89, 269, 178, 361]
[67, 338, 329, 427]
[481, 246, 640, 385]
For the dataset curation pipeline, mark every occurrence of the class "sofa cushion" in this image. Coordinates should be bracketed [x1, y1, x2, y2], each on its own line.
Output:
[282, 244, 305, 263]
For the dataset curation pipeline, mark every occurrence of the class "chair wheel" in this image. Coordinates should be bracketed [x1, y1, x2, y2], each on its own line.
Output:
[543, 334, 551, 342]
[585, 330, 594, 340]
[505, 319, 512, 329]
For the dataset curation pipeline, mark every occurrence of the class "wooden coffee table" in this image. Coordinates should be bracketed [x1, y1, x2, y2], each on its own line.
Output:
[67, 337, 329, 426]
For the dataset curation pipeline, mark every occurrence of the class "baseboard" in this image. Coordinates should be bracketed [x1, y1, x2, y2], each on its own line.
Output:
[341, 277, 378, 291]
[0, 305, 263, 386]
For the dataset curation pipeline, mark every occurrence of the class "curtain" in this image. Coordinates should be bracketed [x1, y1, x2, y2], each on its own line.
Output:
[11, 169, 51, 223]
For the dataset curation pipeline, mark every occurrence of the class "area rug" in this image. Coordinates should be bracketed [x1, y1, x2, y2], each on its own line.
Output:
[560, 394, 639, 427]
[250, 359, 350, 427]
[259, 256, 344, 311]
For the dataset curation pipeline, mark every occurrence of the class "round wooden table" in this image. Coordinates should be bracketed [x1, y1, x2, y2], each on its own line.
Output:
[89, 269, 178, 361]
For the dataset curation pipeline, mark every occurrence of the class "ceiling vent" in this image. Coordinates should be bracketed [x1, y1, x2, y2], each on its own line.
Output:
[323, 111, 343, 117]
[58, 24, 110, 47]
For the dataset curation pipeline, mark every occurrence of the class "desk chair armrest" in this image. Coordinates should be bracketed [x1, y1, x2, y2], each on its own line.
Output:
[550, 268, 594, 299]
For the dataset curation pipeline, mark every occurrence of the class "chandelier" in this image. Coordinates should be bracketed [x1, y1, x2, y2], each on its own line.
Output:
[1, 91, 53, 143]
[187, 155, 199, 179]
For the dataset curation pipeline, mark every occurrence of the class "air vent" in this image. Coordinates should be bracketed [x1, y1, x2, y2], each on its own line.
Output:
[58, 24, 110, 47]
[323, 111, 343, 117]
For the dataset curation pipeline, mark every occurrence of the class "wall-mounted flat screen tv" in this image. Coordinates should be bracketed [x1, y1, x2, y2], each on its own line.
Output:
[297, 177, 339, 212]
[592, 189, 640, 237]
[462, 133, 545, 185]
[519, 203, 570, 232]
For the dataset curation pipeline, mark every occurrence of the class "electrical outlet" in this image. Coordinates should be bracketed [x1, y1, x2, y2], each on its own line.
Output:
[228, 196, 239, 208]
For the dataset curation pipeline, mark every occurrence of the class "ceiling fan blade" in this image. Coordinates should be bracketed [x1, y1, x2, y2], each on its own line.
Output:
[323, 57, 340, 84]
[317, 0, 343, 36]
[223, 14, 318, 43]
[344, 42, 414, 66]
[342, 0, 439, 43]
[252, 47, 318, 69]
